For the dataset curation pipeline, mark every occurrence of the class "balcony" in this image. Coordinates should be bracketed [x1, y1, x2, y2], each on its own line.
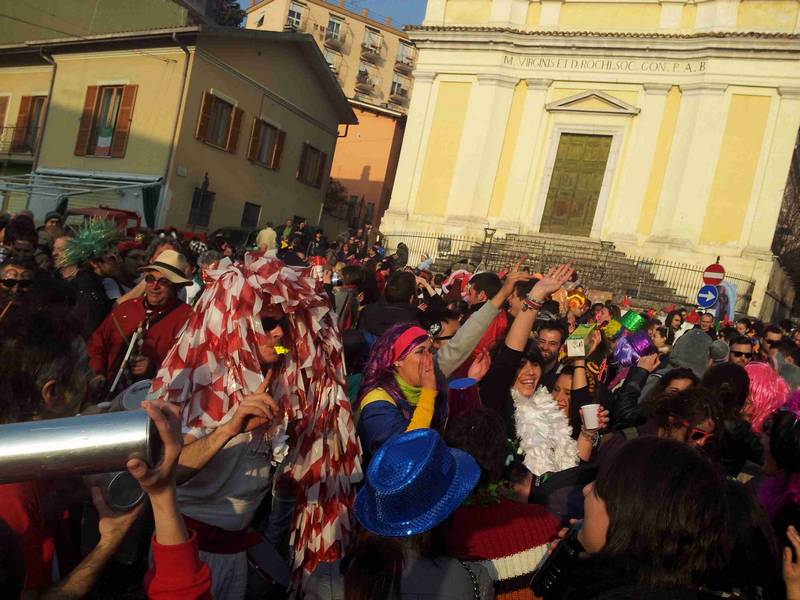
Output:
[0, 127, 39, 155]
[360, 31, 383, 63]
[324, 29, 346, 51]
[395, 45, 416, 74]
[355, 69, 379, 94]
[389, 87, 409, 105]
[284, 12, 306, 32]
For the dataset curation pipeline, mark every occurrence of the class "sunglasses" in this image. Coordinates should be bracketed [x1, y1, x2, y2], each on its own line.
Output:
[144, 274, 171, 287]
[731, 350, 753, 358]
[1, 279, 33, 289]
[678, 419, 714, 446]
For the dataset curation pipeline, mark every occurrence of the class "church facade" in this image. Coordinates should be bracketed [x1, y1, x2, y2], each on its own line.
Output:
[382, 0, 800, 316]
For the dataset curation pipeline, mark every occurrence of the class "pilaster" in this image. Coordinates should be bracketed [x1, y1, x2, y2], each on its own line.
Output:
[496, 78, 552, 231]
[423, 0, 446, 26]
[605, 83, 671, 242]
[445, 74, 517, 222]
[648, 83, 729, 247]
[744, 87, 800, 253]
[539, 0, 563, 27]
[382, 72, 436, 230]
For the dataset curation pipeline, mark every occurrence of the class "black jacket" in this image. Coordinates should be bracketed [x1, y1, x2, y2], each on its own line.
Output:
[720, 418, 763, 477]
[357, 299, 422, 338]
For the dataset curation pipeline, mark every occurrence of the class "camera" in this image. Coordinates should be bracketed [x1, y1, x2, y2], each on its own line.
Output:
[530, 522, 585, 598]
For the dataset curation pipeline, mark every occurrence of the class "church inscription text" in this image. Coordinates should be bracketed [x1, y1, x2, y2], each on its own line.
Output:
[504, 55, 707, 73]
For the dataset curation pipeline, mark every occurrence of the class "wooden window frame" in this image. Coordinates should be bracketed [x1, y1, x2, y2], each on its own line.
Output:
[12, 95, 48, 154]
[74, 85, 137, 158]
[195, 90, 243, 154]
[296, 142, 327, 188]
[246, 117, 286, 170]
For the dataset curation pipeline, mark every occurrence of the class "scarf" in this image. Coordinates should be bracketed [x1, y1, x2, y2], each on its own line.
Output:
[397, 375, 422, 407]
[512, 387, 578, 476]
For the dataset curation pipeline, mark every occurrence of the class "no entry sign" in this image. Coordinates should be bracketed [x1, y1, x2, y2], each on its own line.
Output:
[703, 263, 725, 285]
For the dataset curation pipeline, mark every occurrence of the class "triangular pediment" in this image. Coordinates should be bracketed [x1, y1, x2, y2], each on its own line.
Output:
[545, 90, 641, 116]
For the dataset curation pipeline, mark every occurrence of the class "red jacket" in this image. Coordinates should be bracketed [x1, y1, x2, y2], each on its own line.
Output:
[87, 298, 192, 379]
[145, 532, 212, 599]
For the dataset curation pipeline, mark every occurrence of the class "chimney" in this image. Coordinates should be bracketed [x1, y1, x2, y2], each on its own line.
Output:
[384, 16, 392, 27]
[362, 8, 369, 18]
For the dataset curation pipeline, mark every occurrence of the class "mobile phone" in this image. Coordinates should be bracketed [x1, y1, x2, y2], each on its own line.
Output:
[529, 522, 584, 598]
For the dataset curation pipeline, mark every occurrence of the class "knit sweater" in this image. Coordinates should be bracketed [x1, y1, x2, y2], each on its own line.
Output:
[448, 496, 560, 599]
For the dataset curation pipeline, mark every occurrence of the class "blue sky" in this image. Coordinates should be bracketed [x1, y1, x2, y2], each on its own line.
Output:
[238, 0, 427, 27]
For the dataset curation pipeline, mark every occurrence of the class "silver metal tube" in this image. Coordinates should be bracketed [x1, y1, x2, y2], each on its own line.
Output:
[0, 410, 160, 484]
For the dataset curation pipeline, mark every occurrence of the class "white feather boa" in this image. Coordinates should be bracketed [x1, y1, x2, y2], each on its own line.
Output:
[512, 387, 578, 476]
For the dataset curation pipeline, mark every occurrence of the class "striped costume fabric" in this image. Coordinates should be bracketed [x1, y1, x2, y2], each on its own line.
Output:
[147, 253, 362, 591]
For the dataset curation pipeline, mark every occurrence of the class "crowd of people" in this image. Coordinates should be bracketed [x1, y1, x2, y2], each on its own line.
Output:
[1, 209, 800, 600]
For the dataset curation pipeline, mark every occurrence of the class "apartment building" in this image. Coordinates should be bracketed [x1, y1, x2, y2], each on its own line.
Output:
[246, 0, 416, 112]
[246, 0, 416, 229]
[0, 26, 356, 230]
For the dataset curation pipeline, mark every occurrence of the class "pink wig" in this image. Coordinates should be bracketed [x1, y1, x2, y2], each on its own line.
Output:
[744, 362, 790, 433]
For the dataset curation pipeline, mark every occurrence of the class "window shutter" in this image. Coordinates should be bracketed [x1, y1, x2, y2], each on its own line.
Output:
[12, 96, 32, 152]
[246, 117, 261, 162]
[226, 107, 243, 154]
[195, 91, 213, 141]
[0, 97, 8, 128]
[110, 84, 137, 158]
[297, 143, 309, 180]
[73, 87, 98, 156]
[315, 151, 328, 187]
[270, 129, 286, 170]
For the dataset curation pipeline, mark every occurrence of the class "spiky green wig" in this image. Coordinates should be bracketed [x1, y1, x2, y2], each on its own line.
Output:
[60, 218, 123, 268]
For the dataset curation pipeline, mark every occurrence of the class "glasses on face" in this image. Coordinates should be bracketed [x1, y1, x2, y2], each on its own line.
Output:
[731, 350, 753, 359]
[0, 278, 33, 290]
[434, 335, 454, 343]
[678, 419, 714, 446]
[144, 274, 171, 288]
[764, 337, 781, 346]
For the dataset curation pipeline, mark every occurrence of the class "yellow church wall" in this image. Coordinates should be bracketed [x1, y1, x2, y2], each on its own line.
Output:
[558, 3, 661, 30]
[637, 86, 681, 236]
[488, 81, 527, 218]
[444, 0, 492, 24]
[700, 94, 772, 245]
[526, 2, 542, 28]
[414, 81, 472, 217]
[737, 1, 799, 32]
[680, 4, 697, 29]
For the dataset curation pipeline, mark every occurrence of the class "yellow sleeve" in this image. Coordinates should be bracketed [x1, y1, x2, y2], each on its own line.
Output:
[406, 388, 437, 431]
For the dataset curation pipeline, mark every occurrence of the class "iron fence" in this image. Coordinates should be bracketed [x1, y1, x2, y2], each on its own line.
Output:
[380, 230, 756, 313]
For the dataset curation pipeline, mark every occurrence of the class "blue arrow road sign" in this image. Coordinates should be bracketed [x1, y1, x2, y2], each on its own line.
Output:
[696, 285, 719, 309]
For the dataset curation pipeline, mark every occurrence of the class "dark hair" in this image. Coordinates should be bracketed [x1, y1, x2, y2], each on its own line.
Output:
[653, 387, 722, 460]
[1, 252, 37, 273]
[146, 236, 184, 263]
[659, 367, 699, 391]
[606, 303, 621, 320]
[645, 318, 661, 331]
[704, 479, 781, 595]
[384, 271, 416, 304]
[535, 320, 567, 344]
[767, 410, 800, 474]
[594, 437, 730, 588]
[764, 324, 783, 338]
[0, 304, 88, 423]
[341, 265, 366, 288]
[520, 340, 545, 369]
[513, 278, 535, 298]
[342, 525, 447, 600]
[444, 407, 507, 483]
[737, 318, 752, 329]
[779, 319, 793, 332]
[4, 215, 36, 246]
[424, 308, 459, 330]
[468, 272, 501, 300]
[701, 363, 750, 420]
[729, 335, 753, 349]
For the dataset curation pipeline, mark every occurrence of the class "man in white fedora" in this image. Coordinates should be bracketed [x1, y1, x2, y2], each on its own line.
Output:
[87, 249, 193, 391]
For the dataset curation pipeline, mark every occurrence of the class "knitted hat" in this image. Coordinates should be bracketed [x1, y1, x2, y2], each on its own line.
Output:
[670, 329, 713, 378]
[44, 211, 62, 223]
[709, 340, 729, 366]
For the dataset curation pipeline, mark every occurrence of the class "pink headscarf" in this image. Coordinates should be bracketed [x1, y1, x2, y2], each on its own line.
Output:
[147, 253, 362, 588]
[744, 361, 790, 433]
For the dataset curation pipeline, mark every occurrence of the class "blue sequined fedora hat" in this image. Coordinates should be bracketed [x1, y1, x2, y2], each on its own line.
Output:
[354, 428, 480, 537]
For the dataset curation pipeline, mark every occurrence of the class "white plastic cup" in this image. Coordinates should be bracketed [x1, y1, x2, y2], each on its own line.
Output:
[581, 403, 601, 430]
